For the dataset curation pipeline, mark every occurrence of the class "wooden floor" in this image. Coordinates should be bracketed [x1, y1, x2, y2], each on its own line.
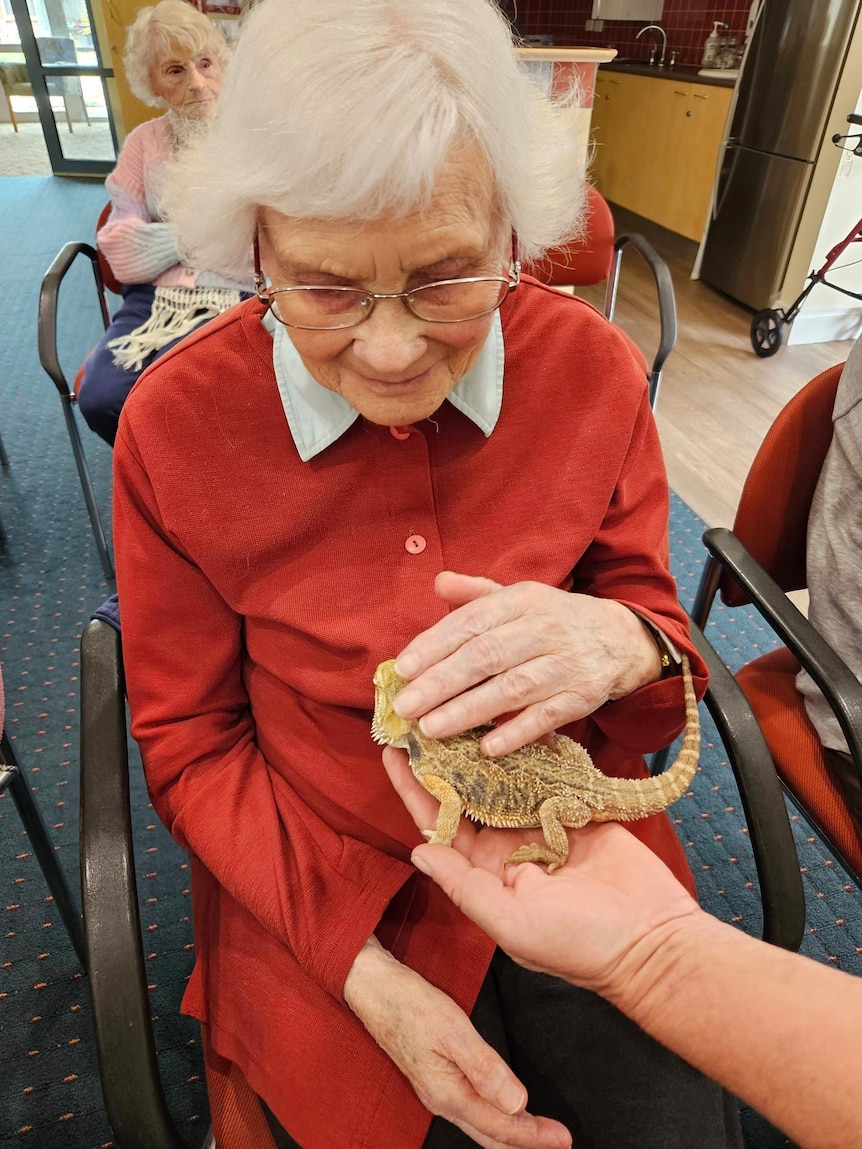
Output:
[576, 206, 855, 528]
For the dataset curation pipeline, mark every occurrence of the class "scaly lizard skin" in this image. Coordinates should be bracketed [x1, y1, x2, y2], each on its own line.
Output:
[372, 655, 699, 872]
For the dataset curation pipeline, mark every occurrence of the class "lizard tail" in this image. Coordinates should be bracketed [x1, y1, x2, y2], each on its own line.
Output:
[598, 654, 701, 823]
[650, 653, 700, 805]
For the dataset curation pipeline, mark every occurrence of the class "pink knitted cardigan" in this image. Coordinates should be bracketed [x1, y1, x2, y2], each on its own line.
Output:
[98, 115, 204, 289]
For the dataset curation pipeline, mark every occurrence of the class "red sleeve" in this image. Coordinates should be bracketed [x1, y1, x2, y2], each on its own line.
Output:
[112, 427, 413, 1002]
[571, 387, 708, 752]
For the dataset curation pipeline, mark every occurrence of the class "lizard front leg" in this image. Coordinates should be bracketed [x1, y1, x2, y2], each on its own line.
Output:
[505, 796, 592, 873]
[417, 773, 465, 847]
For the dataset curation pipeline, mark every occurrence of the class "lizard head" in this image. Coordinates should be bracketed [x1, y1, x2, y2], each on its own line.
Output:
[371, 659, 414, 748]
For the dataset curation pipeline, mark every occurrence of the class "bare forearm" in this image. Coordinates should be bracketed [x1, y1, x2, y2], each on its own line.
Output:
[341, 936, 572, 1149]
[615, 914, 862, 1149]
[343, 935, 401, 1012]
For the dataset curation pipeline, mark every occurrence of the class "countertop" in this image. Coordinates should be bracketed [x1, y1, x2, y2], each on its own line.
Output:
[516, 46, 617, 62]
[599, 59, 736, 88]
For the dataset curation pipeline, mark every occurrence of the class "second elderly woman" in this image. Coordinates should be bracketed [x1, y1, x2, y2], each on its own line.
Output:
[76, 0, 248, 445]
[113, 1, 745, 1147]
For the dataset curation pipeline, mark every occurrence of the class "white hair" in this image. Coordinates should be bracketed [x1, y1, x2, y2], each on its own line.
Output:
[124, 0, 230, 107]
[165, 0, 587, 278]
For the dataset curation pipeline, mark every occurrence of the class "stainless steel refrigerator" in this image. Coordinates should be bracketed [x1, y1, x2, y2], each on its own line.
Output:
[698, 0, 861, 310]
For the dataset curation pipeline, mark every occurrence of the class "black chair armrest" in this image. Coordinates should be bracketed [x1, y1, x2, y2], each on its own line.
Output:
[604, 232, 677, 407]
[702, 527, 862, 770]
[80, 619, 188, 1149]
[38, 241, 110, 398]
[690, 621, 806, 951]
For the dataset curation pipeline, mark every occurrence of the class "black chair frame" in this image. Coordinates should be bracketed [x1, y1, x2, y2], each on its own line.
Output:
[38, 241, 115, 581]
[693, 526, 862, 888]
[0, 428, 9, 543]
[603, 233, 677, 410]
[80, 618, 213, 1149]
[1, 728, 86, 966]
[686, 619, 805, 950]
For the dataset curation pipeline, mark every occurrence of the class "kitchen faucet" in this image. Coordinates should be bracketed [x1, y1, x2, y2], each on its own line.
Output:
[636, 24, 667, 68]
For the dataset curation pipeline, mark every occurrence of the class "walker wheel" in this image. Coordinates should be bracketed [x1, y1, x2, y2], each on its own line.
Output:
[750, 309, 784, 357]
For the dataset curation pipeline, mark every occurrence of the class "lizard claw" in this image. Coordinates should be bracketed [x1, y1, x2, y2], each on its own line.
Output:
[422, 829, 452, 846]
[505, 843, 567, 871]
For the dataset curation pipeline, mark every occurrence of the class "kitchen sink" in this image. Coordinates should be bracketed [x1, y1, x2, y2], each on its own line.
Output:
[601, 59, 721, 78]
[605, 58, 692, 69]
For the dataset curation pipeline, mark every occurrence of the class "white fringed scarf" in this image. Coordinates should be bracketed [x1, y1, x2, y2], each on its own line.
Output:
[108, 285, 241, 372]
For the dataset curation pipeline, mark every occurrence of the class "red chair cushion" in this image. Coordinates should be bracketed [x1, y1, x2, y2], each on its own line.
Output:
[721, 363, 843, 607]
[524, 188, 648, 379]
[526, 186, 615, 288]
[736, 646, 862, 875]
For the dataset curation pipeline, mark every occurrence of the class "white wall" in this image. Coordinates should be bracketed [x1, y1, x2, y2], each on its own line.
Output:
[778, 3, 862, 346]
[788, 82, 862, 345]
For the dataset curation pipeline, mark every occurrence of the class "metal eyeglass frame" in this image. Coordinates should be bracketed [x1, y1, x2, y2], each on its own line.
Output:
[252, 233, 521, 330]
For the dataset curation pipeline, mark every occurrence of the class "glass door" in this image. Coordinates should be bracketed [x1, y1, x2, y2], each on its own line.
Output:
[4, 0, 117, 175]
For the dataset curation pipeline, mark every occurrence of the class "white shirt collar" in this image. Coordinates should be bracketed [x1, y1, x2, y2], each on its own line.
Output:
[262, 309, 505, 462]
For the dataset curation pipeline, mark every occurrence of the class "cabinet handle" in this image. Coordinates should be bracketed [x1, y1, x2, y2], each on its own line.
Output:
[693, 93, 708, 100]
[673, 89, 687, 96]
[609, 79, 620, 84]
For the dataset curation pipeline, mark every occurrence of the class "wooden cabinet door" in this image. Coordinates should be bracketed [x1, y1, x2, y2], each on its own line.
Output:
[589, 72, 610, 186]
[591, 74, 680, 223]
[590, 73, 732, 241]
[632, 79, 691, 228]
[590, 72, 630, 194]
[669, 84, 733, 241]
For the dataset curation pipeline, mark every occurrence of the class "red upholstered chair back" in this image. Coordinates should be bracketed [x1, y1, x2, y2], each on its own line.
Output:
[96, 203, 123, 297]
[720, 362, 844, 608]
[523, 187, 672, 399]
[526, 186, 616, 288]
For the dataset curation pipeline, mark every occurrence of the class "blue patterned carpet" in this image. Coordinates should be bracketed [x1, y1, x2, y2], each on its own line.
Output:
[0, 176, 859, 1149]
[0, 176, 207, 1149]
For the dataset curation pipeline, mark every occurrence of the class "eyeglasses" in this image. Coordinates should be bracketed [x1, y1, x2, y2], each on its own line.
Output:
[253, 236, 521, 331]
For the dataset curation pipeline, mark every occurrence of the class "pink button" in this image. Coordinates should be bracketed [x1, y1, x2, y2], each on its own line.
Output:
[389, 425, 415, 440]
[405, 535, 427, 554]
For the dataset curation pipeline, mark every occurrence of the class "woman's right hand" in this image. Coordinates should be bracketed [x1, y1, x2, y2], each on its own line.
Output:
[343, 936, 572, 1149]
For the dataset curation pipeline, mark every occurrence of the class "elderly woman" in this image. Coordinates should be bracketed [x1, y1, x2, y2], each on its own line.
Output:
[114, 2, 744, 1148]
[76, 0, 248, 446]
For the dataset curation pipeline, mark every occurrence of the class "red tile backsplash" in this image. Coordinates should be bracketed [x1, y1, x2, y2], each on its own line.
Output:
[515, 1, 754, 67]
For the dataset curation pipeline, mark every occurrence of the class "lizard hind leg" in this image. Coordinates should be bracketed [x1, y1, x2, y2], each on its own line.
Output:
[417, 773, 466, 847]
[505, 797, 590, 873]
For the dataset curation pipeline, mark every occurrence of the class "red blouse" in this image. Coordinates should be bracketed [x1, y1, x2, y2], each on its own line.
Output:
[113, 278, 707, 1149]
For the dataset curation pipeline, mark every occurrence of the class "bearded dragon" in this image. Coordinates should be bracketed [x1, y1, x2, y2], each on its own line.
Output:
[372, 655, 699, 872]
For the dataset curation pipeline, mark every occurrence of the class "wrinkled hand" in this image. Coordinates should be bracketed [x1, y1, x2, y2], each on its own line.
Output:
[343, 934, 572, 1149]
[392, 572, 660, 756]
[382, 746, 700, 999]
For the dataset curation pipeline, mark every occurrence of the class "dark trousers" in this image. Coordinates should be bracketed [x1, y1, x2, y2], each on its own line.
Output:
[76, 285, 191, 447]
[261, 949, 743, 1149]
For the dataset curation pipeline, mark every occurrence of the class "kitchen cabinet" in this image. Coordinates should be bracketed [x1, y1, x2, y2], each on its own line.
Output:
[590, 71, 733, 242]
